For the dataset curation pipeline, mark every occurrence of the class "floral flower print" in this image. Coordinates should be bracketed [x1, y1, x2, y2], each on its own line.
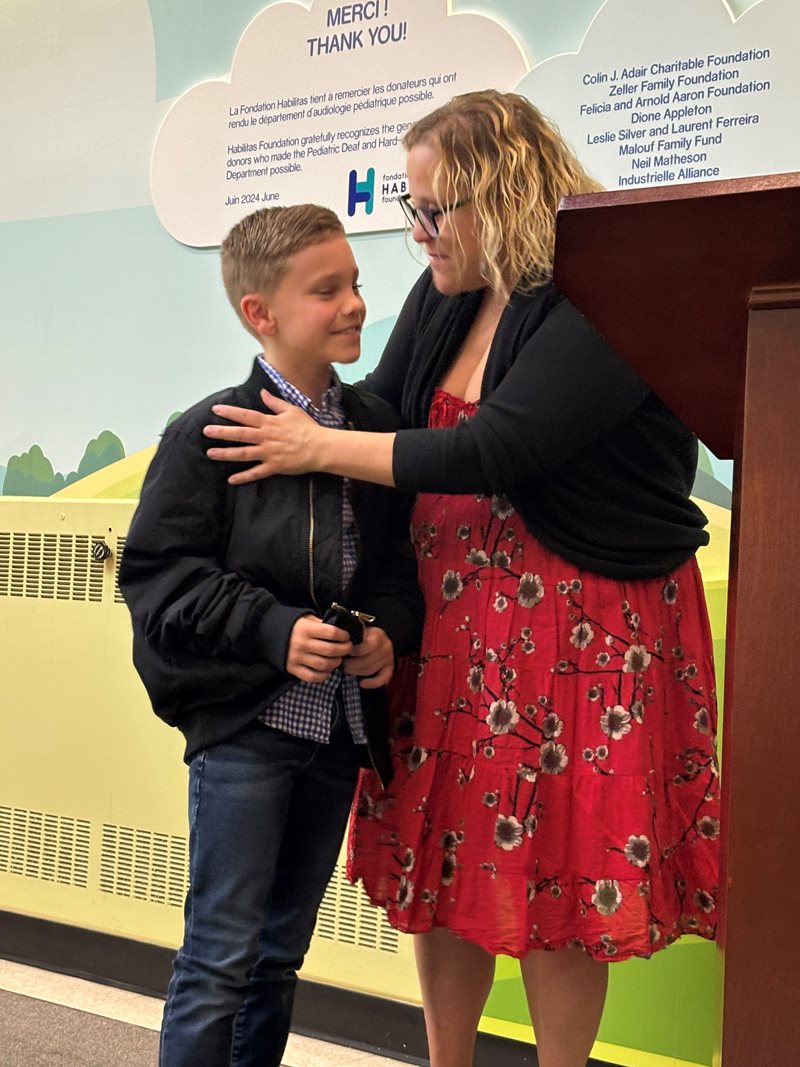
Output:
[694, 707, 711, 734]
[600, 705, 633, 740]
[407, 746, 429, 772]
[500, 665, 517, 687]
[518, 572, 545, 608]
[441, 853, 457, 885]
[593, 880, 623, 916]
[541, 712, 563, 739]
[467, 665, 484, 692]
[490, 495, 514, 520]
[696, 815, 721, 840]
[466, 548, 489, 565]
[442, 570, 464, 600]
[570, 621, 595, 650]
[663, 579, 678, 604]
[486, 699, 519, 734]
[694, 889, 716, 913]
[397, 876, 414, 909]
[623, 645, 652, 673]
[624, 835, 652, 868]
[494, 814, 524, 850]
[539, 741, 568, 774]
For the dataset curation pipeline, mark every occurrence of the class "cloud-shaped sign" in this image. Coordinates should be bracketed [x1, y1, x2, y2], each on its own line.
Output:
[150, 0, 529, 246]
[0, 0, 167, 222]
[515, 0, 800, 192]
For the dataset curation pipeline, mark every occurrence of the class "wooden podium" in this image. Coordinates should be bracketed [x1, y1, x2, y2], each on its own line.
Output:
[554, 172, 800, 1067]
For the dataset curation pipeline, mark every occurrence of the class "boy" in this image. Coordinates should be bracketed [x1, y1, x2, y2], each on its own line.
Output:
[119, 205, 422, 1067]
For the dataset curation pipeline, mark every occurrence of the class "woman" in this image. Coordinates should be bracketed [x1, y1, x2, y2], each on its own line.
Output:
[204, 90, 720, 1067]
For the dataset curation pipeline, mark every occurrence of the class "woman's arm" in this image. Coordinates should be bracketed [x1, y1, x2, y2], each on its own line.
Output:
[205, 300, 648, 494]
[393, 300, 650, 494]
[205, 392, 397, 486]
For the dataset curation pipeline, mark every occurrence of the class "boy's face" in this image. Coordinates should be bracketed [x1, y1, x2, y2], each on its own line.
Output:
[252, 235, 365, 372]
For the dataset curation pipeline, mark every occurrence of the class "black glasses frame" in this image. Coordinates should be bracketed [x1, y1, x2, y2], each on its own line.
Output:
[397, 193, 471, 237]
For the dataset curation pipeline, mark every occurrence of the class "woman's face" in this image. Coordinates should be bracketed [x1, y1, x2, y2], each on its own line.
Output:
[405, 142, 487, 295]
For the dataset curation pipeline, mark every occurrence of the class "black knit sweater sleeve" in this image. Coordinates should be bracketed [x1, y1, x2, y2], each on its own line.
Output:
[392, 298, 650, 495]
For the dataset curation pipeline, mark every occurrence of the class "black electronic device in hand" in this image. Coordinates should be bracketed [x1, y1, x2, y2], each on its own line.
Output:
[322, 602, 376, 645]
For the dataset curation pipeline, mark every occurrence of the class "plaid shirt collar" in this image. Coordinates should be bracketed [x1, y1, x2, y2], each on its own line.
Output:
[256, 356, 345, 427]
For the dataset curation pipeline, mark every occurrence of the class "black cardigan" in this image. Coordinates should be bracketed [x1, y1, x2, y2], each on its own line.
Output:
[363, 269, 709, 579]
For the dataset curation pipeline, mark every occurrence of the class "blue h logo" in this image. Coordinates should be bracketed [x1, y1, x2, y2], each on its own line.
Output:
[347, 167, 375, 217]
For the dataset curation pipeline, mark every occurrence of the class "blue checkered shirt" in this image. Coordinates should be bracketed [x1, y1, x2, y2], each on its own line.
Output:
[256, 358, 366, 745]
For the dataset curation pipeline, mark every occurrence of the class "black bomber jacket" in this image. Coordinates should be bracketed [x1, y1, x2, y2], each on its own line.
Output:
[119, 360, 423, 769]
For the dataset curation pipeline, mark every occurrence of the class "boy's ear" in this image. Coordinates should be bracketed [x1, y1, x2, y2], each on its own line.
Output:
[240, 293, 277, 337]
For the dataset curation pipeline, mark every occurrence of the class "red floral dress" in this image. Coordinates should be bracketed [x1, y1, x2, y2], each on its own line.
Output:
[348, 389, 720, 960]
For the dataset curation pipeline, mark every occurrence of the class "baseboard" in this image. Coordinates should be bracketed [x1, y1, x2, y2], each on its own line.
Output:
[0, 910, 612, 1066]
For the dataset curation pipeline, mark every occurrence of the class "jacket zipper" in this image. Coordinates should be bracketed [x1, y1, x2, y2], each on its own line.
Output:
[313, 454, 387, 790]
[343, 429, 387, 790]
[307, 476, 321, 613]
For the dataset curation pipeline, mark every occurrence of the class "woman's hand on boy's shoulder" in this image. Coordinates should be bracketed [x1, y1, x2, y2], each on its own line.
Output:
[204, 391, 326, 483]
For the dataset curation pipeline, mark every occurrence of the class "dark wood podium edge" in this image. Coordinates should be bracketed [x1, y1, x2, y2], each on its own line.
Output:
[718, 285, 800, 1067]
[555, 171, 800, 461]
[559, 169, 800, 214]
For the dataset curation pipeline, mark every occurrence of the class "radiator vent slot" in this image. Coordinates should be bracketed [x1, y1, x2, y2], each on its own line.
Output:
[100, 824, 188, 907]
[0, 531, 106, 602]
[315, 863, 399, 953]
[114, 537, 127, 603]
[0, 806, 91, 888]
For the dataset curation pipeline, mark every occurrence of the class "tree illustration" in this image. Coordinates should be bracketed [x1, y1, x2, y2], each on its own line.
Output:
[66, 430, 125, 485]
[2, 431, 125, 496]
[2, 445, 60, 496]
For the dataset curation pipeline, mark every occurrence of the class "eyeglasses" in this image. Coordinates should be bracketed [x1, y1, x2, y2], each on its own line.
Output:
[398, 193, 471, 238]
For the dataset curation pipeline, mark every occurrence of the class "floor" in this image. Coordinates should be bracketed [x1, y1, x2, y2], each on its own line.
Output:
[0, 959, 406, 1066]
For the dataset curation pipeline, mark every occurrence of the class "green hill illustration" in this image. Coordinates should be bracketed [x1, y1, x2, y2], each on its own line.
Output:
[2, 432, 125, 496]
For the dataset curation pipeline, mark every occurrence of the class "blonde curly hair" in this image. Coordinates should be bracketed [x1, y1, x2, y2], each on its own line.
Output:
[403, 89, 602, 297]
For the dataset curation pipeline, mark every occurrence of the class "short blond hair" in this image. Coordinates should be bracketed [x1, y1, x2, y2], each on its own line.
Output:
[403, 90, 602, 296]
[220, 204, 344, 336]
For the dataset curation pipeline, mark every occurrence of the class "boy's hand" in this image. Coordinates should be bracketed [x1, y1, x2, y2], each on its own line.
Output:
[343, 627, 395, 689]
[286, 616, 353, 684]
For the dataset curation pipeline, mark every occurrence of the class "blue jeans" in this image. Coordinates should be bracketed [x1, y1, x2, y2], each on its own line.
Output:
[159, 713, 360, 1067]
